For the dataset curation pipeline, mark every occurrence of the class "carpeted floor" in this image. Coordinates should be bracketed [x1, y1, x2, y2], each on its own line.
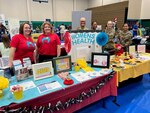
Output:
[75, 74, 150, 113]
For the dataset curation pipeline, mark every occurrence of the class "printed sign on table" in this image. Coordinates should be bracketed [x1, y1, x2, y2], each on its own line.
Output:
[137, 45, 146, 53]
[129, 45, 136, 54]
[32, 61, 54, 80]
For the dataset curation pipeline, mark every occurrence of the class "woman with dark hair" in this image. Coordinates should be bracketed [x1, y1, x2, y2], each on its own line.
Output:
[91, 21, 97, 31]
[8, 22, 35, 67]
[0, 34, 10, 56]
[0, 23, 8, 42]
[118, 23, 132, 51]
[36, 21, 61, 63]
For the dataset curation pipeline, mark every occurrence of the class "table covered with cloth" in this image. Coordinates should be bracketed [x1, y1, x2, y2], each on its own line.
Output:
[0, 69, 117, 113]
[111, 53, 150, 85]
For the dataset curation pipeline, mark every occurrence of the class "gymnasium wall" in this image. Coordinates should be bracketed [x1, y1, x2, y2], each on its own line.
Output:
[87, 1, 128, 29]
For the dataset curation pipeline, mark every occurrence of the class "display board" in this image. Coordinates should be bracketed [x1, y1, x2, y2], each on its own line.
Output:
[68, 30, 102, 62]
[72, 11, 91, 30]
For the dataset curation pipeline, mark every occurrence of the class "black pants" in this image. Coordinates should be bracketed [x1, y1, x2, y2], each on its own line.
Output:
[39, 54, 57, 63]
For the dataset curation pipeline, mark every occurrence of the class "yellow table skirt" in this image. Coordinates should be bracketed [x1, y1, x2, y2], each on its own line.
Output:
[112, 53, 150, 85]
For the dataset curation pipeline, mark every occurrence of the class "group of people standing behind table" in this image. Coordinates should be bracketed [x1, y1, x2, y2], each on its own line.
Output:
[0, 21, 61, 67]
[77, 17, 133, 54]
[0, 18, 145, 67]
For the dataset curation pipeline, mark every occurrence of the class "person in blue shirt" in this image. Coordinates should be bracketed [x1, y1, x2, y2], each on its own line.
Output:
[132, 21, 139, 37]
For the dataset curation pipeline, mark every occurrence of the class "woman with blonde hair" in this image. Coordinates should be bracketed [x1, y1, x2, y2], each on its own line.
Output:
[0, 34, 10, 57]
[104, 21, 116, 54]
[36, 21, 61, 63]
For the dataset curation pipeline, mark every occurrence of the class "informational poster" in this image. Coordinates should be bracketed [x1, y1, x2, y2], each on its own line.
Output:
[8, 18, 20, 38]
[53, 56, 72, 74]
[137, 45, 146, 53]
[32, 61, 54, 80]
[129, 45, 136, 54]
[93, 55, 107, 66]
[69, 31, 101, 62]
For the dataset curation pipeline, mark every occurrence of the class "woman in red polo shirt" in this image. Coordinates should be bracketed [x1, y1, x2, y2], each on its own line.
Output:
[9, 22, 35, 67]
[36, 22, 61, 63]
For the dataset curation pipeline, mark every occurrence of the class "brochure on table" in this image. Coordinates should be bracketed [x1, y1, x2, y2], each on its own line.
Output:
[32, 61, 54, 80]
[13, 58, 33, 82]
[71, 68, 112, 82]
[37, 81, 62, 94]
[0, 56, 9, 69]
[10, 81, 36, 91]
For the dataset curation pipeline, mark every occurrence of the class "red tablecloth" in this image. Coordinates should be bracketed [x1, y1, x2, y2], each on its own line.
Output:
[1, 73, 117, 113]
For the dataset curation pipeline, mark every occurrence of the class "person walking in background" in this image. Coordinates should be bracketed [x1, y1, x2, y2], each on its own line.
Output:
[0, 22, 9, 42]
[0, 34, 10, 57]
[60, 24, 65, 40]
[132, 21, 139, 37]
[36, 22, 61, 63]
[9, 22, 35, 67]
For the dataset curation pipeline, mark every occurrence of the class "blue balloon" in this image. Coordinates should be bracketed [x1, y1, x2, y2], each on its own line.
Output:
[96, 32, 108, 46]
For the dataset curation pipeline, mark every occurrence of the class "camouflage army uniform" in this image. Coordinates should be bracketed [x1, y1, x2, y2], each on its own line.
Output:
[104, 28, 116, 50]
[118, 30, 132, 47]
[77, 27, 88, 30]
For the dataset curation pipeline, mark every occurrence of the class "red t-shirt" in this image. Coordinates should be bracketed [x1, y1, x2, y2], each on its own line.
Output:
[10, 34, 35, 62]
[36, 33, 61, 56]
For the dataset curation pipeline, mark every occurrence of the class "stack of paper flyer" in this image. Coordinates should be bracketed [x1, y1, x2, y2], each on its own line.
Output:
[71, 72, 92, 82]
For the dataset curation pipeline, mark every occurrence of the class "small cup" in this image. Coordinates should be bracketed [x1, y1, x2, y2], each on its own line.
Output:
[0, 90, 3, 98]
[13, 90, 23, 100]
[74, 66, 80, 72]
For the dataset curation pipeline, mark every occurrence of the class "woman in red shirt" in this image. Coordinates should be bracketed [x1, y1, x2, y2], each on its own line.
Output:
[9, 22, 35, 67]
[36, 22, 61, 63]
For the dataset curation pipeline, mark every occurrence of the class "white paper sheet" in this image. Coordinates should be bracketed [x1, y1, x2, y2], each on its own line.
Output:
[76, 46, 90, 59]
[10, 81, 36, 91]
[138, 56, 150, 61]
[99, 69, 112, 75]
[86, 71, 103, 77]
[71, 72, 92, 82]
[37, 81, 62, 93]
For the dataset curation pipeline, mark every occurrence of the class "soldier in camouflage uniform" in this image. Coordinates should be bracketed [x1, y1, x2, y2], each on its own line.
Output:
[118, 23, 132, 51]
[104, 21, 116, 54]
